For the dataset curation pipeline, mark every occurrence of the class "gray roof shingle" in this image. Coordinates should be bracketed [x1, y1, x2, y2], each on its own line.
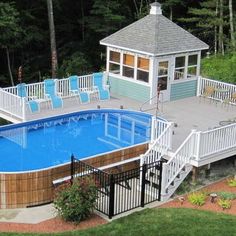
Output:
[100, 14, 209, 56]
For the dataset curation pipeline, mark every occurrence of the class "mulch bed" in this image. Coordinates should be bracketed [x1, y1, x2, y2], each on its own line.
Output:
[0, 214, 107, 233]
[0, 178, 236, 233]
[160, 178, 236, 215]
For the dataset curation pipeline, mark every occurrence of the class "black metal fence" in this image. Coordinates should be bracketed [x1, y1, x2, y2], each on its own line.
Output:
[72, 156, 163, 219]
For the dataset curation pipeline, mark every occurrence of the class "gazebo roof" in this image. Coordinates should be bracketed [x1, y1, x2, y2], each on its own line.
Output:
[100, 10, 209, 56]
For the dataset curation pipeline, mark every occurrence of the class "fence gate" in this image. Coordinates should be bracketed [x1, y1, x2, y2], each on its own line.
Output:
[72, 157, 163, 219]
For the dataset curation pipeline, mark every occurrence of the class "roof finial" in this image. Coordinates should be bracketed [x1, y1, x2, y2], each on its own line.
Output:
[150, 2, 162, 15]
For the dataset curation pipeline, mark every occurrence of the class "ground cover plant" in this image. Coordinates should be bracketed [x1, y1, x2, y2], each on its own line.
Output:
[218, 199, 232, 210]
[227, 178, 236, 187]
[187, 192, 207, 206]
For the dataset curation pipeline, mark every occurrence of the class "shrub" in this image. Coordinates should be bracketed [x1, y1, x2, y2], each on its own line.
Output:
[216, 192, 236, 200]
[54, 177, 97, 222]
[188, 192, 206, 206]
[218, 199, 232, 210]
[227, 178, 236, 187]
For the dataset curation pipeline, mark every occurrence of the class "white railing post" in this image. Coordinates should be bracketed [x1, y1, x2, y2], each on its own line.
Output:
[196, 76, 202, 96]
[195, 131, 201, 161]
[161, 163, 167, 196]
[168, 122, 174, 150]
[150, 116, 156, 143]
[22, 97, 26, 121]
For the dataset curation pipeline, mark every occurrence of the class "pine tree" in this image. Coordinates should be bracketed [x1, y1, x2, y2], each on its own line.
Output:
[182, 0, 226, 55]
[86, 0, 126, 37]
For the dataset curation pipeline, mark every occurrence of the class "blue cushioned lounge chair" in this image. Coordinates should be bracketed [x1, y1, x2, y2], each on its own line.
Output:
[44, 79, 63, 109]
[93, 73, 110, 101]
[17, 83, 39, 113]
[69, 75, 90, 104]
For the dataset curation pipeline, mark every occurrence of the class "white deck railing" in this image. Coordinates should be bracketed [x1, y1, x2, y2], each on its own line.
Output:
[197, 77, 236, 104]
[0, 89, 26, 120]
[1, 74, 94, 120]
[143, 119, 173, 164]
[197, 123, 236, 160]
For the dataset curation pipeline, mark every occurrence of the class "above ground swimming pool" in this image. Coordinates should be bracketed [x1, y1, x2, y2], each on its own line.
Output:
[0, 109, 152, 172]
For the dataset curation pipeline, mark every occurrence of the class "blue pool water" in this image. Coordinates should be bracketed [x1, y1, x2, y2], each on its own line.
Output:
[0, 110, 152, 172]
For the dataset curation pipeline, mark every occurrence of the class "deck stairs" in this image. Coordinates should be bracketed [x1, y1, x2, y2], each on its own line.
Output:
[142, 124, 198, 201]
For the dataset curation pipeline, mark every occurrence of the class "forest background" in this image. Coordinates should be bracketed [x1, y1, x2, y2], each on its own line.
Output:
[0, 0, 235, 87]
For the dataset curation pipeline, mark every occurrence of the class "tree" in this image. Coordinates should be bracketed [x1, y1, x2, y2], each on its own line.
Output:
[0, 2, 22, 86]
[87, 0, 126, 37]
[182, 0, 226, 55]
[161, 0, 184, 21]
[47, 0, 58, 78]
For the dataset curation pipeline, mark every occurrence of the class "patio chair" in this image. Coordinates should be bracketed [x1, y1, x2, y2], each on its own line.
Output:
[201, 86, 215, 103]
[69, 75, 90, 104]
[93, 72, 110, 101]
[17, 83, 39, 113]
[44, 79, 63, 109]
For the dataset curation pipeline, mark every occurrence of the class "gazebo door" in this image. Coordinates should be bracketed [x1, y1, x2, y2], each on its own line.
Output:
[157, 59, 170, 102]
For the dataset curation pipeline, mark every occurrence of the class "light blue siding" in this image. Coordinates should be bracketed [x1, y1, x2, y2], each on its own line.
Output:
[109, 76, 150, 102]
[170, 80, 197, 101]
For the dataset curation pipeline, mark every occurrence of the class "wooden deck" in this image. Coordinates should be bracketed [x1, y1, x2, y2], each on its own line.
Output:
[7, 94, 233, 152]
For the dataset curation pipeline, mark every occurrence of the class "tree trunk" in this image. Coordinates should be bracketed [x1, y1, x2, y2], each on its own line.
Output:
[218, 0, 224, 55]
[169, 6, 173, 21]
[6, 47, 14, 86]
[229, 0, 235, 49]
[215, 0, 219, 54]
[47, 0, 58, 78]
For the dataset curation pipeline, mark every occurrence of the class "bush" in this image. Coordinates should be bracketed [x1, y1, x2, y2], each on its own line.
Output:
[218, 199, 232, 210]
[227, 178, 236, 187]
[54, 177, 97, 222]
[188, 192, 206, 206]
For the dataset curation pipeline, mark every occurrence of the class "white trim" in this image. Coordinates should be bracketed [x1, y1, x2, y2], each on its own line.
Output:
[100, 42, 209, 57]
[108, 73, 151, 87]
[171, 76, 197, 85]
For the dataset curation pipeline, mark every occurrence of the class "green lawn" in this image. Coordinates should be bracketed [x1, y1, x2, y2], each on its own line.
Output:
[1, 208, 236, 236]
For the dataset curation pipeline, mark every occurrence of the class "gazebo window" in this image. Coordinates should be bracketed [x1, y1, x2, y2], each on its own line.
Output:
[109, 51, 120, 74]
[137, 57, 149, 83]
[187, 55, 198, 78]
[174, 56, 185, 80]
[123, 54, 134, 78]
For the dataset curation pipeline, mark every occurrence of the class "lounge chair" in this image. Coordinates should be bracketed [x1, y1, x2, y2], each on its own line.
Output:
[44, 79, 63, 109]
[17, 83, 39, 113]
[93, 72, 110, 100]
[69, 75, 90, 104]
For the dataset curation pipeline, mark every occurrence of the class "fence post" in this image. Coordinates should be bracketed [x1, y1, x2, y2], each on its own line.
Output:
[108, 174, 115, 219]
[158, 160, 163, 201]
[140, 163, 147, 207]
[70, 154, 74, 185]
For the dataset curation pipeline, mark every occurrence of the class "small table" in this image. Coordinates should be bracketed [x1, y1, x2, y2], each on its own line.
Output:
[87, 90, 99, 101]
[214, 88, 229, 102]
[34, 98, 50, 110]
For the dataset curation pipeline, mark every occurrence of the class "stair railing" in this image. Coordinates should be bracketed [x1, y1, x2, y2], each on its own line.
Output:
[161, 130, 198, 195]
[143, 121, 173, 164]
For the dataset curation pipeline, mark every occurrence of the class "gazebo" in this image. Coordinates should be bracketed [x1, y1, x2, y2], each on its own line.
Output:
[100, 2, 209, 103]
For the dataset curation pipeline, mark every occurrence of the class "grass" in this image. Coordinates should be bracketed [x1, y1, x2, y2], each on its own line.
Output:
[1, 208, 236, 236]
